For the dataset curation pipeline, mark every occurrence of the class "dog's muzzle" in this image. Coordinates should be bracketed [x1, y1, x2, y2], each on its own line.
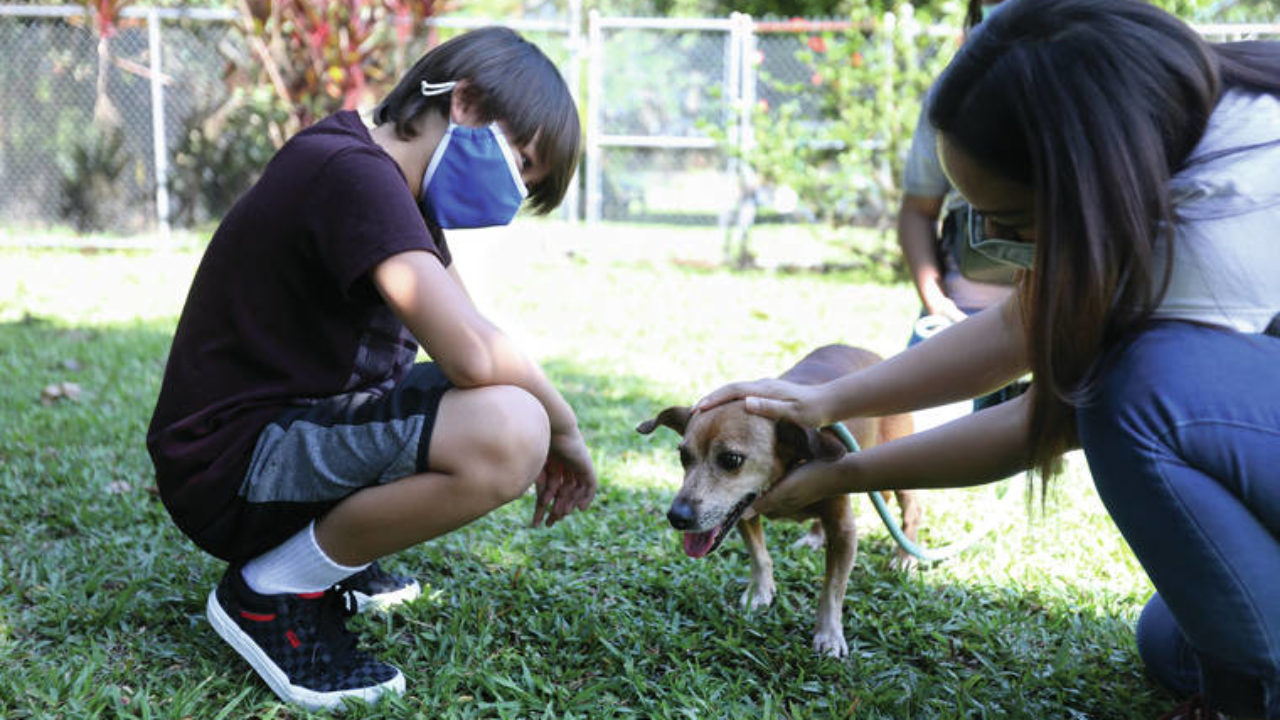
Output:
[672, 492, 758, 559]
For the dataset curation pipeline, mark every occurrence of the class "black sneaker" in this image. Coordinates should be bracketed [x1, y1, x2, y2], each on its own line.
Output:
[206, 566, 404, 710]
[338, 561, 421, 613]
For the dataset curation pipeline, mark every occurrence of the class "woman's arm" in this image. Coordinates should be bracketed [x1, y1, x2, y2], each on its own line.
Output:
[823, 291, 1028, 417]
[751, 390, 1033, 516]
[697, 291, 1030, 427]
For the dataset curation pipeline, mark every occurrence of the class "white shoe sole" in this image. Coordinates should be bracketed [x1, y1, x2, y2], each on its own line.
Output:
[205, 588, 405, 711]
[352, 579, 421, 613]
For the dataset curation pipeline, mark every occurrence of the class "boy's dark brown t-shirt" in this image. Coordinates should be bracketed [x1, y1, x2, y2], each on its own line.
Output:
[147, 110, 451, 549]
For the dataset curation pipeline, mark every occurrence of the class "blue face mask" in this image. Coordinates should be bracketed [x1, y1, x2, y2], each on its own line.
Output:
[417, 81, 528, 229]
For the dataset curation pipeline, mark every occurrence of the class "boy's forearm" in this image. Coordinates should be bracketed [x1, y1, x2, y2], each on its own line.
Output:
[451, 327, 579, 436]
[374, 251, 581, 436]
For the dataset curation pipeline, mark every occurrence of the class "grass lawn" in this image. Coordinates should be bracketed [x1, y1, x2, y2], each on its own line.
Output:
[0, 220, 1171, 718]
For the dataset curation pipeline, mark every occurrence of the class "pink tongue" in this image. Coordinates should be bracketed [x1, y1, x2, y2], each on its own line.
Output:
[683, 527, 720, 558]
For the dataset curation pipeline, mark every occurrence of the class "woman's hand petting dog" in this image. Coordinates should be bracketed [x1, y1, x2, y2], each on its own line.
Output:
[694, 378, 833, 429]
[744, 456, 847, 520]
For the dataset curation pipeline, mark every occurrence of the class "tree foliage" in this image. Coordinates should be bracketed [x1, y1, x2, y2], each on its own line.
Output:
[717, 3, 957, 232]
[233, 0, 446, 143]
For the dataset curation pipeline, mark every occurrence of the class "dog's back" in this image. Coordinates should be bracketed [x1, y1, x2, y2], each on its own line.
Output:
[781, 344, 915, 451]
[780, 344, 881, 387]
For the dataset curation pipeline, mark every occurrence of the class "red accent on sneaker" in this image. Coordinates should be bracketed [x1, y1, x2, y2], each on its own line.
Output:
[296, 591, 325, 599]
[240, 611, 276, 622]
[286, 630, 301, 649]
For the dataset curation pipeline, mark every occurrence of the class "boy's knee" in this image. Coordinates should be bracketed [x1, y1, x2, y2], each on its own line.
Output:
[470, 386, 550, 500]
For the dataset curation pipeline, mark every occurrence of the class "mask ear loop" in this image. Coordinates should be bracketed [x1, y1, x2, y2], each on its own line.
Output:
[485, 122, 530, 198]
[418, 80, 459, 202]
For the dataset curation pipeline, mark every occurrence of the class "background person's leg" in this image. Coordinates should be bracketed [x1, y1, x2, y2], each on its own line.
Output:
[1078, 323, 1280, 718]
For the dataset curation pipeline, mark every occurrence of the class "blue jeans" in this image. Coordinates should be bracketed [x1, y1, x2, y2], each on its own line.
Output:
[1077, 321, 1280, 717]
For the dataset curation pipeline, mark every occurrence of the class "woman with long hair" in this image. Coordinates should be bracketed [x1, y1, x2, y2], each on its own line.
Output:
[698, 1, 1280, 715]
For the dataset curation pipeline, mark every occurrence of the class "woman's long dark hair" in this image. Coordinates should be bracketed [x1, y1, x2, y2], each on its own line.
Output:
[928, 0, 1280, 476]
[374, 27, 580, 215]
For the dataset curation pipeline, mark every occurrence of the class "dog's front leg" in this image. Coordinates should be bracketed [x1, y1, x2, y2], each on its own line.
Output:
[888, 490, 923, 572]
[813, 497, 857, 658]
[736, 515, 775, 610]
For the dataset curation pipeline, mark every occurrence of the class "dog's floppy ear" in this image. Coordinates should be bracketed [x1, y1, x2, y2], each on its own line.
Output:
[636, 406, 693, 436]
[775, 419, 848, 468]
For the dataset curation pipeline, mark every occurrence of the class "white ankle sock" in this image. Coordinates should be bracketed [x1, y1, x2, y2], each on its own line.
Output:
[240, 521, 368, 595]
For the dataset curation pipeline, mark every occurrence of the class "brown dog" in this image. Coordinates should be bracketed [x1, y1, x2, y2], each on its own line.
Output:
[636, 344, 921, 657]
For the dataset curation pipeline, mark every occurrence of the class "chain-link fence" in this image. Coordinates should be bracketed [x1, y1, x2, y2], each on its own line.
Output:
[0, 7, 247, 235]
[2, 4, 1278, 238]
[584, 15, 745, 225]
[0, 5, 581, 236]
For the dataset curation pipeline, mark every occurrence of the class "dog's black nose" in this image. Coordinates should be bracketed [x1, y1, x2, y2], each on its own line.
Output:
[668, 499, 698, 530]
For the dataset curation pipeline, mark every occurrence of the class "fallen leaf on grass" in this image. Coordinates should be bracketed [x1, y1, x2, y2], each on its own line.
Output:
[40, 381, 82, 405]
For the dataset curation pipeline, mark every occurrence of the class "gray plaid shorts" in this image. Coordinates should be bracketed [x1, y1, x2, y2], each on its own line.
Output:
[209, 363, 452, 560]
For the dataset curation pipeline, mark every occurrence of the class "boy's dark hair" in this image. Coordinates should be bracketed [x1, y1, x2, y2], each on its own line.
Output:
[374, 27, 581, 215]
[928, 0, 1280, 477]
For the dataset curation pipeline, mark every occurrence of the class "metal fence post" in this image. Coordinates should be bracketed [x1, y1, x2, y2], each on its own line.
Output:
[738, 15, 756, 177]
[147, 7, 170, 235]
[880, 10, 897, 199]
[726, 12, 742, 158]
[564, 0, 582, 223]
[585, 9, 602, 224]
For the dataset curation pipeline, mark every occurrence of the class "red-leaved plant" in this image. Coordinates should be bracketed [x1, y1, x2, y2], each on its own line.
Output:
[237, 0, 448, 143]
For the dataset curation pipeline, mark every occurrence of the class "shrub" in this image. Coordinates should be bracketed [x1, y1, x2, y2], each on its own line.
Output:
[57, 126, 134, 233]
[167, 88, 284, 227]
[746, 4, 956, 229]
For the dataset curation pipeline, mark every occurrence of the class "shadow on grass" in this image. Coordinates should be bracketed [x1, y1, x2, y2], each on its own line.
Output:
[0, 320, 1172, 719]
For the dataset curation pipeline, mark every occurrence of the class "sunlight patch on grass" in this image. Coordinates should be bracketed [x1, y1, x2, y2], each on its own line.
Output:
[0, 248, 200, 324]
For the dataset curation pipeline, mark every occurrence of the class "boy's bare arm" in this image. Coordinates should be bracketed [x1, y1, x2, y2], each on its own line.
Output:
[371, 249, 578, 436]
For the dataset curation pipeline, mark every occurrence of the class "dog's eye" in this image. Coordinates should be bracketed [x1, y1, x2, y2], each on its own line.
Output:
[678, 447, 694, 469]
[716, 451, 745, 471]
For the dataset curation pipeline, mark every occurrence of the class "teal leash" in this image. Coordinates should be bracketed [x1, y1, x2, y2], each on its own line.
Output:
[825, 421, 1012, 563]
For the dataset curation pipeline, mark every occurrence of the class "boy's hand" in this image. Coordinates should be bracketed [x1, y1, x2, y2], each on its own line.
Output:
[531, 430, 597, 528]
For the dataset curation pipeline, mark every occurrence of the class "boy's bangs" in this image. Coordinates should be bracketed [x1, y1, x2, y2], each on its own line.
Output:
[497, 67, 580, 215]
[529, 98, 581, 215]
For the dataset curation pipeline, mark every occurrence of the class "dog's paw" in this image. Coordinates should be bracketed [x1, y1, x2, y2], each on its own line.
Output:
[889, 551, 919, 573]
[788, 530, 819, 550]
[740, 581, 775, 611]
[812, 628, 848, 658]
[790, 525, 825, 552]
